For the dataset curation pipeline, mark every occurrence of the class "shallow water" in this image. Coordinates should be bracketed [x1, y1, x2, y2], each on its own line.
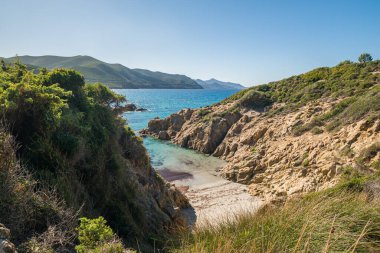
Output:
[144, 138, 226, 186]
[115, 89, 238, 185]
[117, 89, 262, 225]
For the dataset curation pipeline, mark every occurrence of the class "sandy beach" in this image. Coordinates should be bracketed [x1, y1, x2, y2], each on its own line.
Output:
[159, 168, 262, 226]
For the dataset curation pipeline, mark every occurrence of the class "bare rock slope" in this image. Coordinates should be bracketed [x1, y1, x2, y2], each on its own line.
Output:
[142, 61, 380, 201]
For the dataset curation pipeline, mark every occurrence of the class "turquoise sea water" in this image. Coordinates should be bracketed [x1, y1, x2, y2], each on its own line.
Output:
[117, 89, 238, 131]
[115, 89, 238, 185]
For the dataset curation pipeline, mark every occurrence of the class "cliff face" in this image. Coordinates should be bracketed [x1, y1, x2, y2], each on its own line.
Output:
[142, 61, 380, 202]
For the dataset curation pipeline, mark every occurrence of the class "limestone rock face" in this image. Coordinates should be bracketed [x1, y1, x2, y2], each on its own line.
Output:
[142, 99, 380, 202]
[0, 224, 16, 253]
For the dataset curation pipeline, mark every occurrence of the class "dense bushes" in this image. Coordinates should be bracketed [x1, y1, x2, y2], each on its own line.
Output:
[236, 90, 272, 111]
[0, 62, 180, 251]
[0, 130, 77, 252]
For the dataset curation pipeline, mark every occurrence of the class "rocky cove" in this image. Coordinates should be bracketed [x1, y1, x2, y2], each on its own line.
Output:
[141, 101, 380, 202]
[1, 60, 380, 252]
[141, 137, 262, 226]
[119, 89, 261, 226]
[2, 1, 380, 250]
[140, 62, 380, 205]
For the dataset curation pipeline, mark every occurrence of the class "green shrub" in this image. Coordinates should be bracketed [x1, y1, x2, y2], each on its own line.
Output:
[237, 90, 272, 110]
[301, 67, 330, 82]
[372, 160, 380, 170]
[311, 126, 323, 135]
[293, 118, 323, 136]
[358, 143, 380, 163]
[76, 217, 126, 253]
[197, 109, 210, 117]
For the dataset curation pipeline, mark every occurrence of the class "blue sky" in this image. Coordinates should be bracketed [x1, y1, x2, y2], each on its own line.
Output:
[0, 0, 379, 86]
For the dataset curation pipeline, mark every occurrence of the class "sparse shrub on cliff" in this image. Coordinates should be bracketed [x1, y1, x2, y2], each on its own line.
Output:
[311, 126, 323, 135]
[292, 85, 380, 135]
[372, 160, 380, 170]
[357, 142, 380, 164]
[197, 109, 210, 117]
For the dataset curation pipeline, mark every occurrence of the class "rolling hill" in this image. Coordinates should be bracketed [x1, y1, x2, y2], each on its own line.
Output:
[2, 55, 203, 89]
[195, 78, 245, 89]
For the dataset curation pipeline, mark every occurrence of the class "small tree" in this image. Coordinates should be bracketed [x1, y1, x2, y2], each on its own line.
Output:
[358, 53, 373, 63]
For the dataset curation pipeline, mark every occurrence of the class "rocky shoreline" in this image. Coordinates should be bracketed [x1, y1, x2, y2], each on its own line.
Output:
[140, 99, 380, 202]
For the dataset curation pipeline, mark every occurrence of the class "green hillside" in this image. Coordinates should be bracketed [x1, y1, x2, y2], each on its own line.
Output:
[169, 59, 380, 253]
[0, 62, 187, 252]
[2, 55, 202, 89]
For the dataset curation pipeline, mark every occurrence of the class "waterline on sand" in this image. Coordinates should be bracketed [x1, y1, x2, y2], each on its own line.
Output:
[117, 89, 262, 225]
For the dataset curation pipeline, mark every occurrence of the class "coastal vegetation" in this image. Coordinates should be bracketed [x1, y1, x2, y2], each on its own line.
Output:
[144, 56, 380, 252]
[222, 58, 379, 108]
[0, 61, 186, 252]
[220, 59, 380, 134]
[170, 171, 380, 252]
[1, 56, 379, 252]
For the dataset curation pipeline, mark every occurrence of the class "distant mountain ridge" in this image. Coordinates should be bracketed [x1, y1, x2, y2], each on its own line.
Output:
[2, 55, 202, 89]
[195, 78, 245, 90]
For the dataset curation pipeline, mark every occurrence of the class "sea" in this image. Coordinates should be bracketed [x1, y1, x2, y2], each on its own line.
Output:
[115, 89, 238, 186]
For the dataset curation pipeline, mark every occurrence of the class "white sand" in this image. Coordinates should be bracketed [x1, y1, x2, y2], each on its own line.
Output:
[147, 138, 262, 226]
[174, 176, 263, 227]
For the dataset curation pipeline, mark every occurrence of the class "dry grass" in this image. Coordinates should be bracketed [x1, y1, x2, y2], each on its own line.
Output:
[169, 185, 380, 253]
[0, 129, 78, 252]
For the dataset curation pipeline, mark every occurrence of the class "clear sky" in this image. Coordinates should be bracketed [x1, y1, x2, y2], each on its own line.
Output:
[0, 0, 379, 86]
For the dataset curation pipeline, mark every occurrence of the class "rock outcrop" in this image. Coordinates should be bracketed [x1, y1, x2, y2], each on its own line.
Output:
[142, 93, 380, 202]
[125, 103, 147, 112]
[141, 107, 242, 154]
[142, 60, 380, 206]
[0, 224, 16, 253]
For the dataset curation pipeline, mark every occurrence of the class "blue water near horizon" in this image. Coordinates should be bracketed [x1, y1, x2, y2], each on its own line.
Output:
[115, 89, 238, 185]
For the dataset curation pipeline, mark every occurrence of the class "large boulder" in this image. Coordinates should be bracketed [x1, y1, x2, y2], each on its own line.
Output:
[125, 103, 137, 111]
[147, 118, 170, 133]
[0, 224, 16, 253]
